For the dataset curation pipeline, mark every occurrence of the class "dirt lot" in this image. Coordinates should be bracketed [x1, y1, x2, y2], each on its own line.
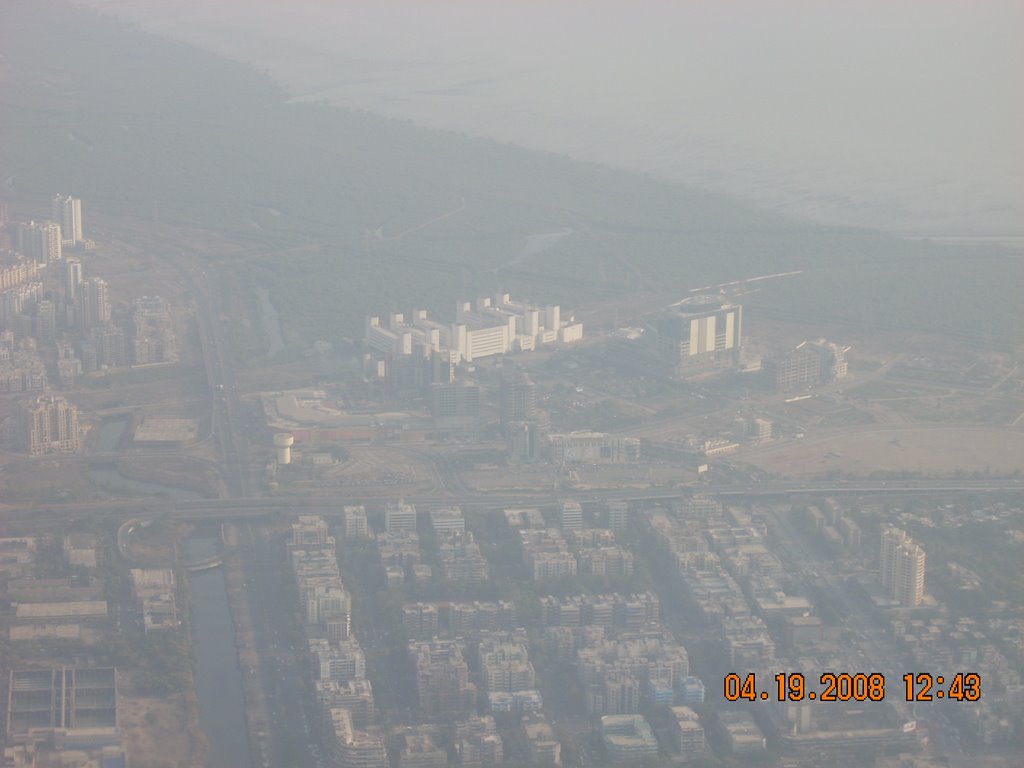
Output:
[0, 457, 97, 504]
[125, 520, 192, 565]
[740, 425, 1024, 477]
[119, 682, 204, 768]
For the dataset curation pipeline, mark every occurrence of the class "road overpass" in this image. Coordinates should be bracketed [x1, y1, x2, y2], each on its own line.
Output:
[163, 478, 1024, 519]
[8, 478, 1022, 526]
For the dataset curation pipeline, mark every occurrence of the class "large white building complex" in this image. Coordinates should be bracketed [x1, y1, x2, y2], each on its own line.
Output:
[366, 293, 583, 364]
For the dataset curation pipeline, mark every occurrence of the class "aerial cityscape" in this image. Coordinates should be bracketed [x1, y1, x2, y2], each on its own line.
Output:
[0, 2, 1022, 768]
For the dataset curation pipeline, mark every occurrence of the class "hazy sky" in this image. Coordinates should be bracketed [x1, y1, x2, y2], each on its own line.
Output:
[83, 0, 1023, 235]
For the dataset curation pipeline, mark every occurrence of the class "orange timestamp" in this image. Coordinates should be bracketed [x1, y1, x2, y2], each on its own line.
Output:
[724, 672, 981, 703]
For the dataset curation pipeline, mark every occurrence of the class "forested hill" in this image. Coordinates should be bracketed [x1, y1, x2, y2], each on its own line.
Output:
[2, 0, 1021, 348]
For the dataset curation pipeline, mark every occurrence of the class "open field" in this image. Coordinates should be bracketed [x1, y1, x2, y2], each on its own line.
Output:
[740, 425, 1024, 477]
[119, 685, 202, 768]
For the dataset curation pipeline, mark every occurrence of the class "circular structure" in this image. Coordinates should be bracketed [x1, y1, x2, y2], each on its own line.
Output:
[674, 294, 726, 313]
[273, 432, 295, 465]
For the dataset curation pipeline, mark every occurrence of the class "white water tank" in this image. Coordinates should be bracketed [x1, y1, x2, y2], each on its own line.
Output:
[273, 432, 294, 465]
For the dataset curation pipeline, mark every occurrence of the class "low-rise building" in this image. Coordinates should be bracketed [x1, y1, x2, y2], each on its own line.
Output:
[717, 710, 766, 755]
[669, 706, 706, 763]
[324, 708, 386, 768]
[601, 715, 658, 763]
[523, 715, 561, 766]
[455, 716, 503, 767]
[549, 432, 640, 464]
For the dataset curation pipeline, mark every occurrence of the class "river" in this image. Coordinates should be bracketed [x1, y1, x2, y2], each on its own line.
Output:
[88, 418, 204, 500]
[184, 535, 253, 768]
[254, 285, 285, 357]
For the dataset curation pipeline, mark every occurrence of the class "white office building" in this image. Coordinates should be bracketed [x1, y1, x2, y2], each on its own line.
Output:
[385, 501, 418, 533]
[52, 195, 83, 245]
[429, 507, 466, 535]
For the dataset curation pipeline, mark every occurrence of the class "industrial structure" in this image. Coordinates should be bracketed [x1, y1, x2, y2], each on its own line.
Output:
[274, 432, 295, 465]
[6, 667, 119, 748]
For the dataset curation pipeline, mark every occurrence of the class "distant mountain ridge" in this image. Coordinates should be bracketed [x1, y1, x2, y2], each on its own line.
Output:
[2, 0, 1021, 350]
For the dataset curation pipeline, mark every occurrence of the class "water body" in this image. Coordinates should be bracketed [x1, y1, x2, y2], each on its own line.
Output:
[87, 467, 204, 500]
[254, 285, 285, 357]
[89, 418, 204, 499]
[185, 536, 252, 768]
[94, 418, 129, 452]
[81, 0, 1024, 236]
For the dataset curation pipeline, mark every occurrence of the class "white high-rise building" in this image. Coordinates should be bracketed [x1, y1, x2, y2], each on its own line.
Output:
[52, 195, 83, 245]
[880, 527, 926, 607]
[80, 277, 110, 329]
[65, 258, 83, 301]
[559, 500, 584, 531]
[893, 542, 926, 607]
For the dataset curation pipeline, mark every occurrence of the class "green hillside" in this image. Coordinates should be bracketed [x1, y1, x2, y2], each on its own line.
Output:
[2, 0, 1021, 349]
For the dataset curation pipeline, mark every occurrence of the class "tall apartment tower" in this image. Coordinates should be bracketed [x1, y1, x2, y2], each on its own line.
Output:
[17, 394, 80, 455]
[80, 277, 111, 330]
[52, 195, 83, 245]
[65, 258, 83, 301]
[607, 501, 629, 532]
[91, 324, 126, 368]
[559, 500, 584, 531]
[35, 300, 57, 343]
[17, 221, 62, 264]
[343, 506, 369, 540]
[880, 527, 926, 606]
[500, 373, 536, 432]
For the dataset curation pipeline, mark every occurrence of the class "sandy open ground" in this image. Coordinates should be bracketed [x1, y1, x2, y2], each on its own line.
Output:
[740, 426, 1024, 477]
[120, 686, 200, 768]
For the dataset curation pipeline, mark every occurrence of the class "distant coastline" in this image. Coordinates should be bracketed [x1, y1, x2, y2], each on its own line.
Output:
[76, 0, 1023, 237]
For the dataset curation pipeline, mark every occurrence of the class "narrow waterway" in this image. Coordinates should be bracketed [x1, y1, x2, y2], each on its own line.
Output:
[184, 536, 252, 768]
[88, 468, 203, 500]
[254, 285, 285, 357]
[94, 418, 129, 452]
[88, 418, 204, 499]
